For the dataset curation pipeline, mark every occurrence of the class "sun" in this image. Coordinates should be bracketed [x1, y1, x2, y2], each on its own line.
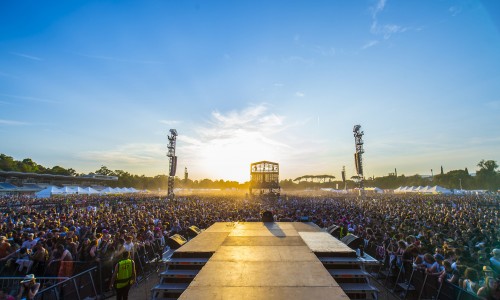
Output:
[197, 133, 280, 182]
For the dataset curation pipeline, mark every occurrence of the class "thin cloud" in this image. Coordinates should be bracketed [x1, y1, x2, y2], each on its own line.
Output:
[449, 6, 462, 17]
[285, 56, 315, 66]
[10, 52, 42, 61]
[371, 0, 387, 18]
[295, 92, 305, 97]
[159, 120, 181, 125]
[78, 53, 164, 64]
[362, 40, 379, 49]
[79, 143, 165, 165]
[0, 71, 19, 79]
[312, 45, 336, 57]
[0, 119, 30, 125]
[0, 94, 59, 104]
[182, 104, 291, 148]
[369, 0, 408, 40]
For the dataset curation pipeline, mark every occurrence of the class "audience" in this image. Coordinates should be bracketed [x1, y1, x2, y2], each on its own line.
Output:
[0, 191, 497, 298]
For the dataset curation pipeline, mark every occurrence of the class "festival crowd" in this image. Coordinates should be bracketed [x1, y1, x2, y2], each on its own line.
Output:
[0, 192, 498, 299]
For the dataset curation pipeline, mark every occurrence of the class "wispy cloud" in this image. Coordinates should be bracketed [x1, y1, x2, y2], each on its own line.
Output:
[0, 94, 59, 104]
[0, 119, 30, 125]
[10, 52, 42, 61]
[79, 143, 165, 165]
[78, 53, 164, 64]
[159, 120, 181, 126]
[369, 0, 408, 40]
[292, 34, 335, 57]
[295, 92, 305, 97]
[285, 55, 315, 65]
[0, 71, 19, 79]
[449, 6, 462, 17]
[311, 45, 336, 57]
[362, 40, 379, 49]
[177, 104, 295, 181]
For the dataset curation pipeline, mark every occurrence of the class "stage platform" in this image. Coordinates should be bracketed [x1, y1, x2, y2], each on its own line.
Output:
[179, 222, 347, 299]
[155, 222, 378, 300]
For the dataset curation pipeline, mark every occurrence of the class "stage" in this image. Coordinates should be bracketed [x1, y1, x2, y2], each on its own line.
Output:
[153, 222, 378, 300]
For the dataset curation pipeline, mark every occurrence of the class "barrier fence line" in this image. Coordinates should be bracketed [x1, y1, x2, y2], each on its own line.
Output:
[363, 242, 483, 300]
[35, 266, 98, 300]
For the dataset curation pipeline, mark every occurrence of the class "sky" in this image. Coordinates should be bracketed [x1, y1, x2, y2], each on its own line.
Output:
[1, 0, 499, 183]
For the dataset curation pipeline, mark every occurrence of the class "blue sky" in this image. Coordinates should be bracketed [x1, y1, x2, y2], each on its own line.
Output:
[1, 0, 499, 182]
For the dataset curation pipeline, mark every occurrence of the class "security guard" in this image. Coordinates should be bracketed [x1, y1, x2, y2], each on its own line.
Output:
[110, 251, 136, 300]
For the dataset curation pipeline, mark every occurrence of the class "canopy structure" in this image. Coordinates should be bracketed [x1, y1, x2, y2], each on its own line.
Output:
[365, 187, 384, 193]
[35, 186, 63, 198]
[84, 187, 100, 194]
[394, 185, 452, 195]
[35, 186, 140, 197]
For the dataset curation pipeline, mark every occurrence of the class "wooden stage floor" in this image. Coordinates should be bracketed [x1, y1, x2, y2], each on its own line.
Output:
[177, 222, 350, 300]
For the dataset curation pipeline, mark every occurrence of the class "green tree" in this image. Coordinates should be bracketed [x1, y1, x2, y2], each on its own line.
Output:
[95, 165, 116, 176]
[0, 154, 16, 171]
[476, 160, 499, 191]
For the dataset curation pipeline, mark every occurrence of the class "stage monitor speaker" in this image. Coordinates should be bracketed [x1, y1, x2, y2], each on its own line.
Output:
[261, 211, 274, 222]
[327, 225, 341, 238]
[187, 225, 202, 238]
[340, 234, 364, 250]
[167, 234, 187, 249]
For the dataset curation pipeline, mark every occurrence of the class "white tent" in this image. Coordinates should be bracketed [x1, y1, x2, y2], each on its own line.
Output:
[127, 187, 139, 193]
[84, 187, 100, 194]
[58, 186, 77, 194]
[71, 187, 87, 194]
[100, 187, 115, 194]
[426, 185, 452, 195]
[35, 186, 63, 198]
[117, 187, 129, 193]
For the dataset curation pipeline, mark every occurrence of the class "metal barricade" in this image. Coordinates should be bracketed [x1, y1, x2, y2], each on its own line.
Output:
[34, 267, 98, 300]
[0, 276, 69, 299]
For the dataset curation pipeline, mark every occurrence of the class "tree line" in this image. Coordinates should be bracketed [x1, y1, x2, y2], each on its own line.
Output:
[1, 154, 498, 191]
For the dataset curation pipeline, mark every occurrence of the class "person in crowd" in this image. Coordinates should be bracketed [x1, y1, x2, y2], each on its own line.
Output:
[463, 267, 481, 294]
[16, 274, 39, 300]
[20, 234, 36, 251]
[109, 251, 136, 300]
[490, 249, 500, 275]
[477, 276, 500, 300]
[0, 236, 11, 259]
[0, 287, 15, 300]
[30, 241, 48, 276]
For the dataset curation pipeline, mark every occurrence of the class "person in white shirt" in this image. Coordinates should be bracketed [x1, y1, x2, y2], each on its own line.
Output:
[21, 233, 37, 250]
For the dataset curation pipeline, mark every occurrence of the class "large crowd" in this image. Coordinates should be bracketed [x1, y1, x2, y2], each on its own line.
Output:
[0, 191, 498, 298]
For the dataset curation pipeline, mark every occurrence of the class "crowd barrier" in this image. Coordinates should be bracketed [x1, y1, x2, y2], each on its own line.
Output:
[0, 239, 167, 299]
[363, 244, 482, 300]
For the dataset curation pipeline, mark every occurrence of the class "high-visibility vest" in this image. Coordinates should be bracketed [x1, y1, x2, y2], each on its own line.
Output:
[115, 259, 133, 289]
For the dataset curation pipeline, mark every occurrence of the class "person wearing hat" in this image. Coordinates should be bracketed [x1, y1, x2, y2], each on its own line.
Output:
[109, 251, 136, 300]
[16, 274, 39, 300]
[490, 249, 500, 275]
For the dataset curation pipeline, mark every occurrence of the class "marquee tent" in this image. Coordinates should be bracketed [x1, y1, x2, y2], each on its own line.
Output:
[35, 186, 63, 198]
